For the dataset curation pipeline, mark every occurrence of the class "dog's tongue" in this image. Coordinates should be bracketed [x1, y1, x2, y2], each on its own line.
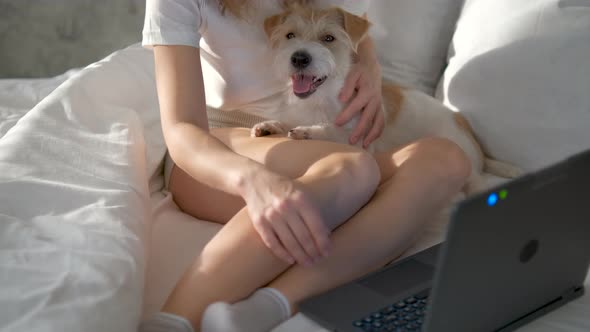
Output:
[292, 75, 314, 94]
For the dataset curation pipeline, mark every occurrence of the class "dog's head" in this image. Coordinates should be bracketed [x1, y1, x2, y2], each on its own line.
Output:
[264, 5, 370, 99]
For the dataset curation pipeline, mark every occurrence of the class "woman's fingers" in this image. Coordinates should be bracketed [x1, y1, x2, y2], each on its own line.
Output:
[253, 218, 294, 265]
[285, 211, 321, 262]
[246, 174, 331, 266]
[364, 104, 385, 147]
[294, 192, 331, 257]
[338, 68, 362, 105]
[336, 60, 384, 143]
[350, 97, 380, 144]
[268, 209, 313, 266]
[336, 91, 371, 129]
[275, 198, 321, 262]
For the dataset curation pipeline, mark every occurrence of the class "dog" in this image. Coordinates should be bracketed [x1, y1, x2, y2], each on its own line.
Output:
[247, 4, 520, 194]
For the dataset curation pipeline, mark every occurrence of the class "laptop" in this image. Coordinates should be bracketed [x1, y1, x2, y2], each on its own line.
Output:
[300, 149, 590, 332]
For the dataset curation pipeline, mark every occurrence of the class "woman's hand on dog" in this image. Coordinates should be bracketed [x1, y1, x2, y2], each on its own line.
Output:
[240, 169, 331, 267]
[336, 60, 384, 148]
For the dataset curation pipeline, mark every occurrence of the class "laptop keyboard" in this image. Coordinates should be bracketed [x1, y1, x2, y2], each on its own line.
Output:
[352, 289, 430, 332]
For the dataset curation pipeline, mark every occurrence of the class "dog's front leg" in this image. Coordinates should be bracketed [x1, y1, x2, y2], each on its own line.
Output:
[251, 120, 289, 137]
[288, 123, 350, 145]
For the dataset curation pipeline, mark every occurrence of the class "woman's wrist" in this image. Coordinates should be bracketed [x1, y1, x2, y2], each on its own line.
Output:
[233, 159, 270, 197]
[358, 38, 381, 73]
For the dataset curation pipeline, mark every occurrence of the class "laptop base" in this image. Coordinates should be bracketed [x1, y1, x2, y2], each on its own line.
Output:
[496, 286, 585, 332]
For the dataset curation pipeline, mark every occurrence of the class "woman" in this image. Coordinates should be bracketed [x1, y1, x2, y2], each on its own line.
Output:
[140, 0, 470, 331]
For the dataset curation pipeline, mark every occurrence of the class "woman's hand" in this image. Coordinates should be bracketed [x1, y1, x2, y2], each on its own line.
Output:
[239, 168, 331, 267]
[335, 35, 384, 149]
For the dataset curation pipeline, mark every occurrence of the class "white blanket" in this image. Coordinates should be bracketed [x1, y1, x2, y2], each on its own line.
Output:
[0, 44, 165, 332]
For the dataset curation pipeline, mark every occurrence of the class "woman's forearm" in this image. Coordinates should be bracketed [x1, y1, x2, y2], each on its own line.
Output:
[166, 122, 264, 197]
[357, 36, 381, 73]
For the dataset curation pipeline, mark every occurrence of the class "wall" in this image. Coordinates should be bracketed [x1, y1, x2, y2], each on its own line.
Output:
[0, 0, 145, 78]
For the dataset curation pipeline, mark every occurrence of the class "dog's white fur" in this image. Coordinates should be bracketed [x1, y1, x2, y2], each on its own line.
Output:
[245, 5, 520, 194]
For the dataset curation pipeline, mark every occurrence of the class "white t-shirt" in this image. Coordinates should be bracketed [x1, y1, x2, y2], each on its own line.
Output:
[143, 0, 369, 113]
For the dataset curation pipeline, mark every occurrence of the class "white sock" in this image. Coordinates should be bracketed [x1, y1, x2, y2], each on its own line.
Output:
[138, 312, 195, 332]
[201, 288, 292, 332]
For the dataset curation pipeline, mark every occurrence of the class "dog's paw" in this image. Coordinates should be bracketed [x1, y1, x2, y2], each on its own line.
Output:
[288, 126, 313, 140]
[484, 159, 524, 179]
[251, 121, 287, 137]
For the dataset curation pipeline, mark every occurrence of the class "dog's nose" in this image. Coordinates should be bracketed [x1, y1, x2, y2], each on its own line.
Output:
[291, 51, 312, 69]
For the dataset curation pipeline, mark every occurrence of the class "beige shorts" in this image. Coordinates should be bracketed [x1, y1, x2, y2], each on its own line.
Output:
[163, 108, 267, 189]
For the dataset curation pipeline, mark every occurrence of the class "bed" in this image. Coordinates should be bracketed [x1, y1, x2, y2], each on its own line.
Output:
[1, 0, 589, 331]
[0, 43, 588, 332]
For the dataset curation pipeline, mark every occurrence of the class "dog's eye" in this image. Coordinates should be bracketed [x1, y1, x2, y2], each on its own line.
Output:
[323, 35, 335, 42]
[286, 32, 295, 39]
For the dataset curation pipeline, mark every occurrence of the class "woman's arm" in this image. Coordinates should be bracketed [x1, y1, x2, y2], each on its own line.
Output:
[153, 45, 331, 265]
[335, 36, 385, 148]
[154, 45, 264, 195]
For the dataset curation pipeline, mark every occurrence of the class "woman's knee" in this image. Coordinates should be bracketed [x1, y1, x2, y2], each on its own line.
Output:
[321, 149, 380, 229]
[318, 148, 380, 194]
[309, 149, 380, 226]
[412, 137, 472, 186]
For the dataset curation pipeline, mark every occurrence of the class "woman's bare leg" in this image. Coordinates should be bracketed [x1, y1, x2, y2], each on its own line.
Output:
[169, 127, 378, 224]
[162, 128, 470, 329]
[164, 128, 381, 328]
[268, 137, 470, 310]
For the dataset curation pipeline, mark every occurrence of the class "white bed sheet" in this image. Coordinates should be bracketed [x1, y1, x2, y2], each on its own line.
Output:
[1, 44, 589, 332]
[0, 44, 166, 332]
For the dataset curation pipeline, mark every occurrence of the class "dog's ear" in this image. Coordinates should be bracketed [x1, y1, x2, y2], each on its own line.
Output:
[335, 8, 371, 53]
[264, 12, 288, 42]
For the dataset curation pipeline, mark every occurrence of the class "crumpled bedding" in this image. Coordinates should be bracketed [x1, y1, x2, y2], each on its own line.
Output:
[0, 44, 166, 332]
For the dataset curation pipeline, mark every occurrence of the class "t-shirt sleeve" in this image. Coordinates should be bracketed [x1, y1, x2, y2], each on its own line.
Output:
[142, 0, 203, 48]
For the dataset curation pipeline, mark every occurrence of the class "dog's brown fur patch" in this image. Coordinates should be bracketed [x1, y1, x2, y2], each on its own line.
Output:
[333, 8, 370, 51]
[264, 12, 289, 41]
[453, 113, 485, 164]
[382, 82, 405, 125]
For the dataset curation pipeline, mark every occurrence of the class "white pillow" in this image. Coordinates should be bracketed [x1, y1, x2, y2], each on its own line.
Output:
[438, 0, 590, 171]
[367, 0, 464, 95]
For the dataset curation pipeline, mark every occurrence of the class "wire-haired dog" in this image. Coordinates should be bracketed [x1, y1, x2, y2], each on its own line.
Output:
[249, 4, 520, 193]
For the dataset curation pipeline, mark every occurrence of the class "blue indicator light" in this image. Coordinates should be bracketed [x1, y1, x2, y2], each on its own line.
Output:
[487, 193, 498, 206]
